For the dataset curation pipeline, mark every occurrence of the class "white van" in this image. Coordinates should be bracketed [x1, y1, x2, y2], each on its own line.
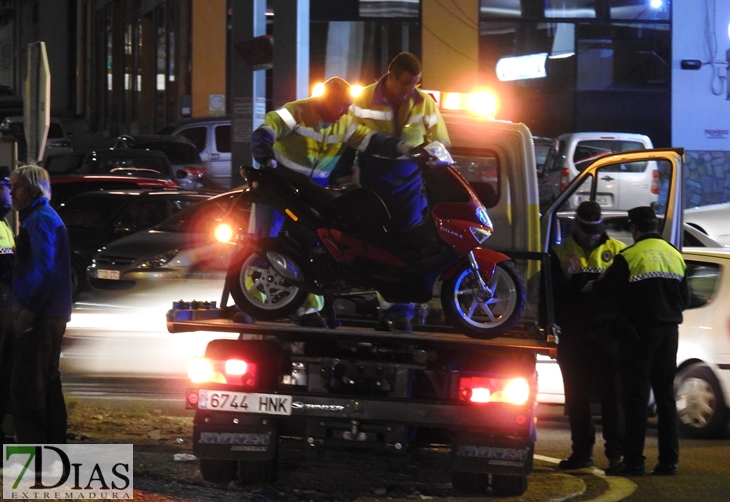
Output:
[159, 116, 232, 189]
[542, 132, 658, 211]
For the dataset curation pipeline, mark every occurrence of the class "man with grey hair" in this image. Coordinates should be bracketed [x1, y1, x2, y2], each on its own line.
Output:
[9, 164, 72, 443]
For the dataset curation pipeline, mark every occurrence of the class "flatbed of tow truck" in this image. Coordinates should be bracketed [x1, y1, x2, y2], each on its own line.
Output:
[166, 305, 558, 358]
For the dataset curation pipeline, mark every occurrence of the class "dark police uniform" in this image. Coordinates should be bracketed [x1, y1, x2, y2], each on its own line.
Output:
[595, 207, 689, 474]
[551, 231, 626, 466]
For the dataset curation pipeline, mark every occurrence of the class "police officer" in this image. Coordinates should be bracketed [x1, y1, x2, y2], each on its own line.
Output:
[551, 201, 626, 470]
[597, 206, 689, 477]
[250, 77, 412, 327]
[333, 52, 451, 332]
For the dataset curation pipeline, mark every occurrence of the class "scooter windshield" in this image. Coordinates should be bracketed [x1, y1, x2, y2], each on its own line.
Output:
[424, 141, 453, 165]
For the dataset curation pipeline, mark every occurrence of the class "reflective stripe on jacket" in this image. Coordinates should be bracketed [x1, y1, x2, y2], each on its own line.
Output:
[258, 97, 378, 181]
[351, 78, 450, 153]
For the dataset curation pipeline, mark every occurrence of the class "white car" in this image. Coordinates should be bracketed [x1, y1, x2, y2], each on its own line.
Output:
[537, 246, 730, 439]
[685, 202, 730, 246]
[542, 132, 657, 210]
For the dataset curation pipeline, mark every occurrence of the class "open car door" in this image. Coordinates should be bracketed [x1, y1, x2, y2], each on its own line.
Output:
[541, 148, 685, 252]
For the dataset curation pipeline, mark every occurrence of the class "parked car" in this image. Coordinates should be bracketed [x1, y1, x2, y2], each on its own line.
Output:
[71, 149, 190, 187]
[112, 134, 208, 190]
[158, 116, 233, 189]
[0, 115, 74, 162]
[50, 174, 178, 208]
[87, 189, 249, 294]
[56, 189, 211, 299]
[542, 132, 656, 210]
[43, 152, 85, 175]
[685, 202, 730, 246]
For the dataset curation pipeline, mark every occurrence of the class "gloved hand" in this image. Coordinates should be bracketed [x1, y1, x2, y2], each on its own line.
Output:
[265, 159, 278, 169]
[396, 140, 413, 157]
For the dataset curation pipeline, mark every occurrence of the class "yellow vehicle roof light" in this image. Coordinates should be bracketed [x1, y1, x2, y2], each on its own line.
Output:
[442, 92, 463, 111]
[350, 84, 363, 97]
[467, 91, 498, 118]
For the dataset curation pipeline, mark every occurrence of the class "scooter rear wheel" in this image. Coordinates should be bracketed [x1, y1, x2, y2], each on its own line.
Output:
[226, 245, 308, 321]
[442, 261, 525, 339]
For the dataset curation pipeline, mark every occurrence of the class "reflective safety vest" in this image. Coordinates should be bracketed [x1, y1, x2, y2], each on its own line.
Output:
[350, 79, 450, 154]
[258, 97, 379, 182]
[552, 236, 627, 275]
[0, 220, 13, 256]
[621, 237, 686, 283]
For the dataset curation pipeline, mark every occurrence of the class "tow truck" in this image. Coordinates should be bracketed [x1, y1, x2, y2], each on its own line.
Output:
[165, 89, 685, 496]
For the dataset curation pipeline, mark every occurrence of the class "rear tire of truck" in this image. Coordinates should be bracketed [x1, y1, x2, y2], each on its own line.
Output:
[491, 474, 528, 496]
[451, 470, 488, 494]
[227, 244, 309, 321]
[441, 261, 525, 339]
[238, 457, 277, 484]
[199, 458, 237, 484]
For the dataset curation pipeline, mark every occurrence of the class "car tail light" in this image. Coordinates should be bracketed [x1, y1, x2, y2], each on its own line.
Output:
[459, 376, 530, 405]
[651, 168, 660, 194]
[560, 167, 570, 191]
[188, 356, 258, 386]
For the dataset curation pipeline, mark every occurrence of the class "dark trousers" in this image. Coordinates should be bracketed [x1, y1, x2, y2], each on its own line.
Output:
[11, 318, 67, 444]
[0, 309, 12, 440]
[558, 326, 623, 460]
[619, 324, 679, 466]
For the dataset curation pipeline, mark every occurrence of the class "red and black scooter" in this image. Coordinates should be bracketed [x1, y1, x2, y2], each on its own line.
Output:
[225, 142, 525, 339]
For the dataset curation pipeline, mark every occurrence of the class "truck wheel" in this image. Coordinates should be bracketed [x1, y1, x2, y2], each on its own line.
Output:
[226, 245, 308, 321]
[441, 261, 525, 339]
[675, 363, 729, 439]
[451, 470, 488, 494]
[199, 458, 237, 483]
[491, 474, 528, 497]
[238, 457, 277, 484]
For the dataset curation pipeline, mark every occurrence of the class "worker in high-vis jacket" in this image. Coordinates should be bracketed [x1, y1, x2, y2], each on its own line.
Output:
[333, 52, 451, 333]
[250, 76, 412, 328]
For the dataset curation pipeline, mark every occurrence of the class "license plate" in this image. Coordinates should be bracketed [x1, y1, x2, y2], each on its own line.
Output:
[574, 194, 611, 206]
[198, 390, 292, 415]
[97, 269, 120, 280]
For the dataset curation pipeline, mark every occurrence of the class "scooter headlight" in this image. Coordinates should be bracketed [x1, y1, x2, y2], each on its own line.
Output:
[476, 206, 491, 227]
[470, 226, 492, 244]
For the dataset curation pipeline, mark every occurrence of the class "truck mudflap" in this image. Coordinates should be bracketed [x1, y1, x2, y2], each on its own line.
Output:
[452, 434, 534, 475]
[193, 417, 277, 461]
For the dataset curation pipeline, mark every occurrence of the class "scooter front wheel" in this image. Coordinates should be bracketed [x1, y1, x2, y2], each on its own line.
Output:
[442, 261, 525, 339]
[226, 245, 308, 321]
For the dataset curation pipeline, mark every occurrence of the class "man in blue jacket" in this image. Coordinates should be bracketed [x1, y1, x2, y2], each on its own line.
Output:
[9, 164, 72, 444]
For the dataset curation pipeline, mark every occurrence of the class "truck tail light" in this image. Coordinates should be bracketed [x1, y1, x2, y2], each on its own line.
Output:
[188, 356, 258, 386]
[560, 168, 570, 191]
[459, 376, 530, 405]
[651, 168, 660, 194]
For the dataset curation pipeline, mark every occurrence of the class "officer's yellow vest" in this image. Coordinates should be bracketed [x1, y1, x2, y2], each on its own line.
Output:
[0, 220, 13, 255]
[553, 237, 626, 274]
[621, 238, 685, 283]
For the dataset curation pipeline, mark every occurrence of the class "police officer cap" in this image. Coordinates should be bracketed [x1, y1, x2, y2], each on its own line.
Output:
[575, 201, 606, 235]
[0, 165, 10, 187]
[628, 206, 657, 224]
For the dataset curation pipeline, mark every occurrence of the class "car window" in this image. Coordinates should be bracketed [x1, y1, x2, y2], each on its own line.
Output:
[574, 140, 647, 173]
[154, 192, 250, 233]
[57, 196, 122, 229]
[214, 124, 231, 153]
[133, 141, 202, 164]
[48, 123, 65, 139]
[177, 126, 207, 152]
[45, 155, 84, 175]
[684, 260, 721, 309]
[450, 151, 500, 208]
[115, 200, 171, 229]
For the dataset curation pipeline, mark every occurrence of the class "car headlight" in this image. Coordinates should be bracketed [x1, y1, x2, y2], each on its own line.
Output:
[134, 250, 179, 270]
